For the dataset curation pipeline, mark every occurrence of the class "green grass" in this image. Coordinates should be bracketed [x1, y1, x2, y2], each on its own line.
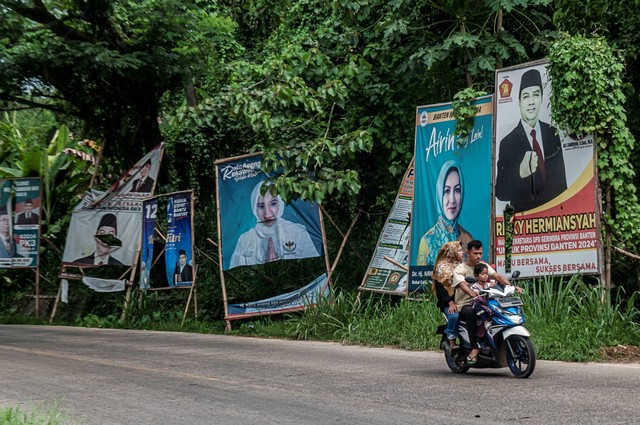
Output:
[0, 403, 75, 425]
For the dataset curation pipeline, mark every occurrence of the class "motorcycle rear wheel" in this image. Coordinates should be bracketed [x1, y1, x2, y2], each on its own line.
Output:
[444, 349, 469, 374]
[506, 335, 536, 378]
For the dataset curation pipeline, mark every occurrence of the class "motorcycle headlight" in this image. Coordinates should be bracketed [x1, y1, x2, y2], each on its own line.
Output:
[507, 314, 523, 325]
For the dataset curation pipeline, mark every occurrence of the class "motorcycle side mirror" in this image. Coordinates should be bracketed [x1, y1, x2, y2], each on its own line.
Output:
[511, 270, 521, 279]
[465, 276, 477, 284]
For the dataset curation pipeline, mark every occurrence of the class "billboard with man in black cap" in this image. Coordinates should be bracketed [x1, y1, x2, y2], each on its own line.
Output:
[494, 60, 598, 278]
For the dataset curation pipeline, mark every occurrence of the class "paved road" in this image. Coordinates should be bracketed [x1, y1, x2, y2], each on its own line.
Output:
[1, 325, 639, 425]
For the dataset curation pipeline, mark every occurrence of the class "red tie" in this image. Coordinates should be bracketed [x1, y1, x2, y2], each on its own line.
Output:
[530, 129, 546, 180]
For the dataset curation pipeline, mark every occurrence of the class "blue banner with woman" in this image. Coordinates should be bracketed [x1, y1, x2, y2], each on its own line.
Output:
[165, 192, 194, 287]
[215, 153, 323, 271]
[409, 97, 493, 292]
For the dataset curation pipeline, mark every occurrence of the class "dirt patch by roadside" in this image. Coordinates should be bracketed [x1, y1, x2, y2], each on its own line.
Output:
[600, 345, 640, 363]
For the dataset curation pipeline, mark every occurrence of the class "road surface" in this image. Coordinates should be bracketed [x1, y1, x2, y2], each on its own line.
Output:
[1, 325, 638, 424]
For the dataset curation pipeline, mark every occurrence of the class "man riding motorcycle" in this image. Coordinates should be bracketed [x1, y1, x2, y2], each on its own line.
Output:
[451, 239, 517, 365]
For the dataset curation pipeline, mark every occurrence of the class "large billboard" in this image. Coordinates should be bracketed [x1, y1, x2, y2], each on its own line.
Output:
[494, 60, 599, 277]
[409, 97, 494, 291]
[215, 153, 323, 271]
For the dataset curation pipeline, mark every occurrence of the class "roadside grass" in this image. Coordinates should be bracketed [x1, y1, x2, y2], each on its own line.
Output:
[523, 274, 640, 361]
[0, 403, 75, 425]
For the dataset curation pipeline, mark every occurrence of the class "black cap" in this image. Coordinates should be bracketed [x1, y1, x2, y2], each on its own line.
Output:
[519, 69, 542, 98]
[97, 213, 117, 233]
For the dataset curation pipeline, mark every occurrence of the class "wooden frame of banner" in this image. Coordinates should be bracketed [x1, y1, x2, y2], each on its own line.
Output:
[214, 153, 337, 331]
[135, 190, 198, 325]
[0, 177, 44, 317]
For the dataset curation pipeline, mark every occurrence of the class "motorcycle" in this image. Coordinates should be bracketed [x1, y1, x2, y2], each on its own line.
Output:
[436, 271, 536, 378]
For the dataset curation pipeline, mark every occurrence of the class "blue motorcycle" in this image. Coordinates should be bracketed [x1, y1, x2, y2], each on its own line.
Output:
[437, 272, 536, 378]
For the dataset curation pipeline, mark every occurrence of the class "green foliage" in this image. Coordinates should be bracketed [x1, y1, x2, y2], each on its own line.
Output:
[522, 274, 640, 361]
[0, 0, 241, 155]
[548, 34, 640, 249]
[0, 402, 74, 425]
[0, 113, 94, 234]
[451, 88, 488, 139]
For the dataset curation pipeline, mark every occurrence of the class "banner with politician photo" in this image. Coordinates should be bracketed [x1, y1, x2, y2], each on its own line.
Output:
[494, 60, 598, 277]
[140, 198, 158, 289]
[0, 179, 13, 268]
[62, 193, 142, 267]
[90, 144, 164, 207]
[409, 96, 494, 292]
[165, 192, 194, 287]
[62, 147, 163, 268]
[215, 153, 324, 271]
[11, 178, 42, 267]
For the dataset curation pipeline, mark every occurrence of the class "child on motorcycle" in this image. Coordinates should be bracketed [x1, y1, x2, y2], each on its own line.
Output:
[471, 263, 495, 338]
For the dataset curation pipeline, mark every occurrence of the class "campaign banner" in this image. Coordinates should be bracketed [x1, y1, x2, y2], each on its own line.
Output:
[494, 61, 598, 277]
[12, 178, 41, 267]
[409, 97, 494, 291]
[227, 273, 329, 319]
[0, 180, 13, 268]
[215, 153, 323, 271]
[165, 192, 194, 287]
[140, 198, 158, 289]
[62, 144, 163, 268]
[359, 161, 413, 295]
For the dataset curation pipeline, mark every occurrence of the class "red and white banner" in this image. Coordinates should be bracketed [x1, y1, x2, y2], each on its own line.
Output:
[494, 61, 599, 277]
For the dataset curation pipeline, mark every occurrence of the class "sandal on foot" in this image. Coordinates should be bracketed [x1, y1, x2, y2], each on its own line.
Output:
[466, 355, 478, 366]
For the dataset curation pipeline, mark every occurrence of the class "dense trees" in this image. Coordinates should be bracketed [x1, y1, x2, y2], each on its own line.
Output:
[2, 0, 640, 294]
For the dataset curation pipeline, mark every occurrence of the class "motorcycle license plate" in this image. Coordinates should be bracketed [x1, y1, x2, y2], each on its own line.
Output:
[498, 297, 523, 307]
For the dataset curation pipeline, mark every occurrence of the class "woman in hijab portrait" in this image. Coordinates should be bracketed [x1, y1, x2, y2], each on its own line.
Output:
[416, 160, 473, 266]
[229, 181, 320, 268]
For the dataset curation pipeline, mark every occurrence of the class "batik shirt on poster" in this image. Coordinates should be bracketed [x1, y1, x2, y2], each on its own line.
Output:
[409, 97, 493, 292]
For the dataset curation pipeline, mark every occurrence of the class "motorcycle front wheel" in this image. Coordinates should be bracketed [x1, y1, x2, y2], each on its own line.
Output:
[506, 335, 536, 378]
[444, 348, 469, 374]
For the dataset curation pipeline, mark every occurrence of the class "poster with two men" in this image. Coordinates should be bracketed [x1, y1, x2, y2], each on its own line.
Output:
[62, 144, 163, 268]
[0, 178, 41, 268]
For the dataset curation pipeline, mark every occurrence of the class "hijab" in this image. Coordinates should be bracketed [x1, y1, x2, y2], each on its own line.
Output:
[435, 160, 464, 227]
[250, 180, 286, 239]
